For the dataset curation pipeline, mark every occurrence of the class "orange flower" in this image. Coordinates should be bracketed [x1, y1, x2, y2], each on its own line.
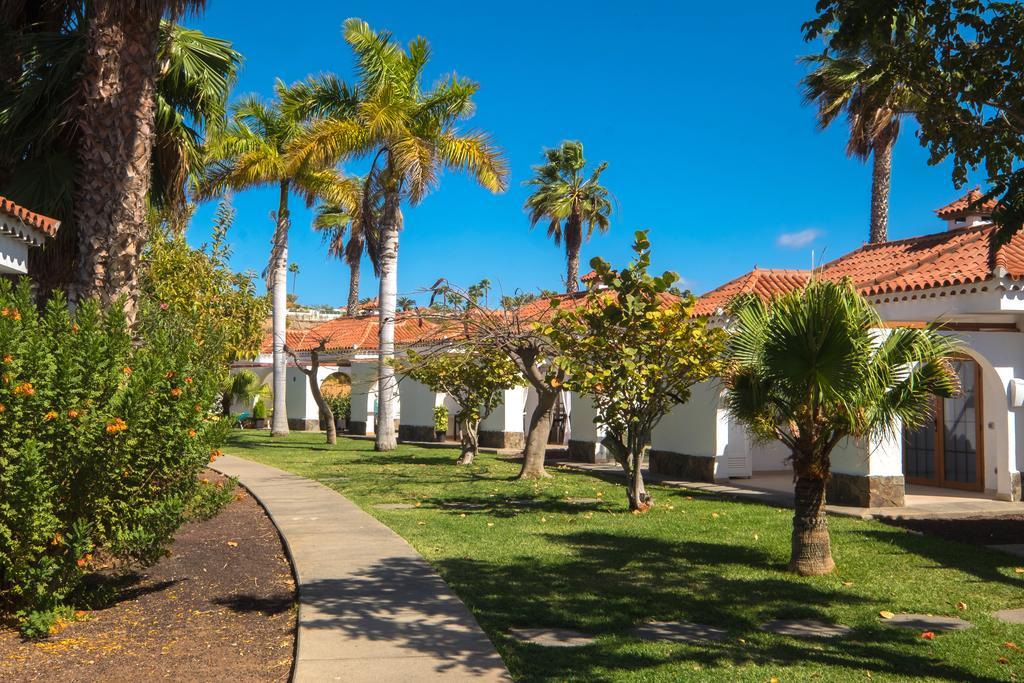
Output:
[122, 366, 132, 376]
[184, 377, 193, 384]
[10, 309, 20, 321]
[0, 307, 7, 317]
[170, 387, 183, 398]
[75, 553, 92, 569]
[72, 324, 79, 333]
[2, 355, 11, 363]
[13, 382, 34, 396]
[194, 404, 202, 412]
[0, 404, 5, 413]
[44, 410, 58, 421]
[50, 533, 62, 546]
[921, 631, 935, 640]
[209, 448, 223, 463]
[105, 418, 127, 434]
[67, 410, 79, 418]
[188, 429, 197, 438]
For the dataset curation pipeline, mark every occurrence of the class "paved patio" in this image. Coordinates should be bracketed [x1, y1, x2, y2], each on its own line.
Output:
[557, 461, 1024, 520]
[211, 455, 510, 682]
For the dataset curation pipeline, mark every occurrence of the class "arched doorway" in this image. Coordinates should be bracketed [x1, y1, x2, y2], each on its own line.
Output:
[320, 371, 352, 429]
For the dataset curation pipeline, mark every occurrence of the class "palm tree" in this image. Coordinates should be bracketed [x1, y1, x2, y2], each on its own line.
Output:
[723, 278, 959, 575]
[313, 178, 372, 317]
[1, 17, 240, 298]
[396, 296, 416, 312]
[289, 19, 508, 451]
[524, 141, 612, 293]
[198, 81, 349, 438]
[288, 262, 299, 294]
[801, 42, 923, 243]
[70, 1, 216, 319]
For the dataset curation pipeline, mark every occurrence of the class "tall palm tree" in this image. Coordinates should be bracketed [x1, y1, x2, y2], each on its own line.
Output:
[524, 141, 612, 293]
[289, 19, 508, 451]
[288, 262, 299, 294]
[723, 278, 958, 575]
[801, 42, 923, 244]
[396, 296, 416, 312]
[0, 17, 240, 298]
[312, 176, 373, 317]
[198, 81, 349, 437]
[70, 1, 214, 319]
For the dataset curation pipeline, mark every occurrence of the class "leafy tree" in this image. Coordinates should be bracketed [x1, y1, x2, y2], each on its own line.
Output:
[401, 348, 521, 464]
[142, 198, 268, 365]
[801, 34, 924, 243]
[804, 0, 1024, 239]
[0, 17, 241, 301]
[198, 80, 353, 437]
[722, 278, 958, 574]
[549, 231, 725, 511]
[287, 19, 509, 451]
[525, 141, 613, 293]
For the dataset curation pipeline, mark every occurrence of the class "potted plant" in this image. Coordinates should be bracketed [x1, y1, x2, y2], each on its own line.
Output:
[252, 397, 268, 429]
[434, 405, 449, 442]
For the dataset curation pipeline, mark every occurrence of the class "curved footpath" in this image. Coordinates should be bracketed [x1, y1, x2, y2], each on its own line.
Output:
[211, 454, 510, 682]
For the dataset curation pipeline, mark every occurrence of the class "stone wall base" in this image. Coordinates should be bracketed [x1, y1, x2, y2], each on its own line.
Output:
[479, 430, 525, 450]
[567, 439, 608, 463]
[648, 450, 716, 482]
[399, 424, 437, 443]
[287, 418, 320, 432]
[347, 421, 368, 436]
[827, 473, 905, 508]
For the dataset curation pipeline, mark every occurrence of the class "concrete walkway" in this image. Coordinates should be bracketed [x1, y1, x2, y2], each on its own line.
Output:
[210, 454, 510, 683]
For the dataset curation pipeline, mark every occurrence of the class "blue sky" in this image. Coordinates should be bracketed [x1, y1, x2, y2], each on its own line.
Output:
[185, 0, 980, 308]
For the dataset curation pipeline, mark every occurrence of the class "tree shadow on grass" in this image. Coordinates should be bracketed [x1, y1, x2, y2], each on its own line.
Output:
[430, 531, 1002, 681]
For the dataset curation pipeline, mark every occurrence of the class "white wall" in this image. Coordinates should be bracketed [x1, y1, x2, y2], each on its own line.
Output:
[398, 376, 444, 428]
[481, 386, 528, 435]
[0, 234, 28, 274]
[349, 361, 378, 434]
[651, 380, 721, 456]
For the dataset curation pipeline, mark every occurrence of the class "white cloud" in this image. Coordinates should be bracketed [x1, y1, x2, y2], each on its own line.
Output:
[776, 229, 823, 248]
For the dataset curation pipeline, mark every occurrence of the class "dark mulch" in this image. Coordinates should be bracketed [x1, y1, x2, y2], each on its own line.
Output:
[889, 513, 1024, 546]
[0, 472, 296, 682]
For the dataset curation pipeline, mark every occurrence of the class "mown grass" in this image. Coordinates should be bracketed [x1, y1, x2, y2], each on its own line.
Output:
[226, 431, 1024, 681]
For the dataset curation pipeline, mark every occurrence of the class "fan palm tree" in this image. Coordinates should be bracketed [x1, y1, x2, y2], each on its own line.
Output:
[723, 278, 959, 575]
[801, 42, 924, 243]
[0, 17, 240, 298]
[396, 296, 416, 312]
[288, 19, 509, 451]
[524, 141, 612, 293]
[198, 81, 351, 437]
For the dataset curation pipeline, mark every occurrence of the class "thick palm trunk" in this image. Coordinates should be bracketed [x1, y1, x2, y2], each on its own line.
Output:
[457, 416, 480, 465]
[869, 130, 894, 244]
[375, 194, 400, 451]
[270, 182, 290, 437]
[565, 212, 582, 294]
[346, 258, 360, 317]
[790, 475, 835, 575]
[71, 1, 163, 321]
[519, 389, 556, 479]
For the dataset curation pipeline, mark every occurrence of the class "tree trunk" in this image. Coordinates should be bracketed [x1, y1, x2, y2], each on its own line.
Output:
[346, 258, 360, 317]
[601, 432, 652, 512]
[307, 369, 336, 445]
[869, 128, 894, 244]
[789, 475, 835, 576]
[270, 181, 290, 437]
[564, 211, 582, 294]
[457, 416, 479, 465]
[375, 192, 400, 451]
[71, 1, 163, 321]
[519, 389, 556, 479]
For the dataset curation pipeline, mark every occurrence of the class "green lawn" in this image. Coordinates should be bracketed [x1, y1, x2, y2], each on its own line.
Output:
[226, 432, 1024, 681]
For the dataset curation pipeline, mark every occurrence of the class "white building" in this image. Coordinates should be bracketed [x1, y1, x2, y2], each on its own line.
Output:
[649, 189, 1024, 507]
[0, 196, 59, 276]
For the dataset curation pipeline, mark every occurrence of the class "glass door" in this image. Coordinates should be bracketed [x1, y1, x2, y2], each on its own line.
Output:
[902, 358, 984, 491]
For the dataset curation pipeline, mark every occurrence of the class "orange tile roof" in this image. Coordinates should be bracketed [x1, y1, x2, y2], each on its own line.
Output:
[695, 221, 1024, 315]
[261, 313, 444, 354]
[693, 269, 811, 316]
[934, 188, 998, 219]
[0, 195, 60, 237]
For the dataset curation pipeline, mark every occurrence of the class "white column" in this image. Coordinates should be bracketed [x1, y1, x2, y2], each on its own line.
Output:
[480, 386, 528, 449]
[650, 380, 731, 481]
[566, 392, 609, 462]
[348, 360, 378, 435]
[398, 376, 446, 442]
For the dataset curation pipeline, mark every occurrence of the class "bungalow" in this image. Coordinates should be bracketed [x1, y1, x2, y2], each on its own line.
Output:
[647, 189, 1024, 507]
[0, 195, 60, 276]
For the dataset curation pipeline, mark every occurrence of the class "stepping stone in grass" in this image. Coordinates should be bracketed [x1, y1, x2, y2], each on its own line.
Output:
[372, 503, 416, 510]
[761, 619, 852, 638]
[993, 608, 1024, 625]
[567, 498, 602, 505]
[508, 628, 596, 647]
[630, 621, 728, 644]
[880, 614, 972, 631]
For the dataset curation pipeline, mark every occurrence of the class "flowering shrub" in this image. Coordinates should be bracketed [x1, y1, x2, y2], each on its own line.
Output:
[0, 279, 230, 634]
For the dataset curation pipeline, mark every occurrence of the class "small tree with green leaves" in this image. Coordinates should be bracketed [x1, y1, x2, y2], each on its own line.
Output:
[549, 231, 726, 511]
[401, 348, 521, 465]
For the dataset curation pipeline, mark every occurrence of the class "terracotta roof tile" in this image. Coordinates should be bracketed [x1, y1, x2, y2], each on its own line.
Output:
[934, 188, 998, 219]
[0, 195, 60, 237]
[693, 269, 811, 316]
[260, 313, 444, 354]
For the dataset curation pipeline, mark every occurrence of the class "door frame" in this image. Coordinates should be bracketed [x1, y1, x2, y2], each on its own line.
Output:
[904, 357, 984, 492]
